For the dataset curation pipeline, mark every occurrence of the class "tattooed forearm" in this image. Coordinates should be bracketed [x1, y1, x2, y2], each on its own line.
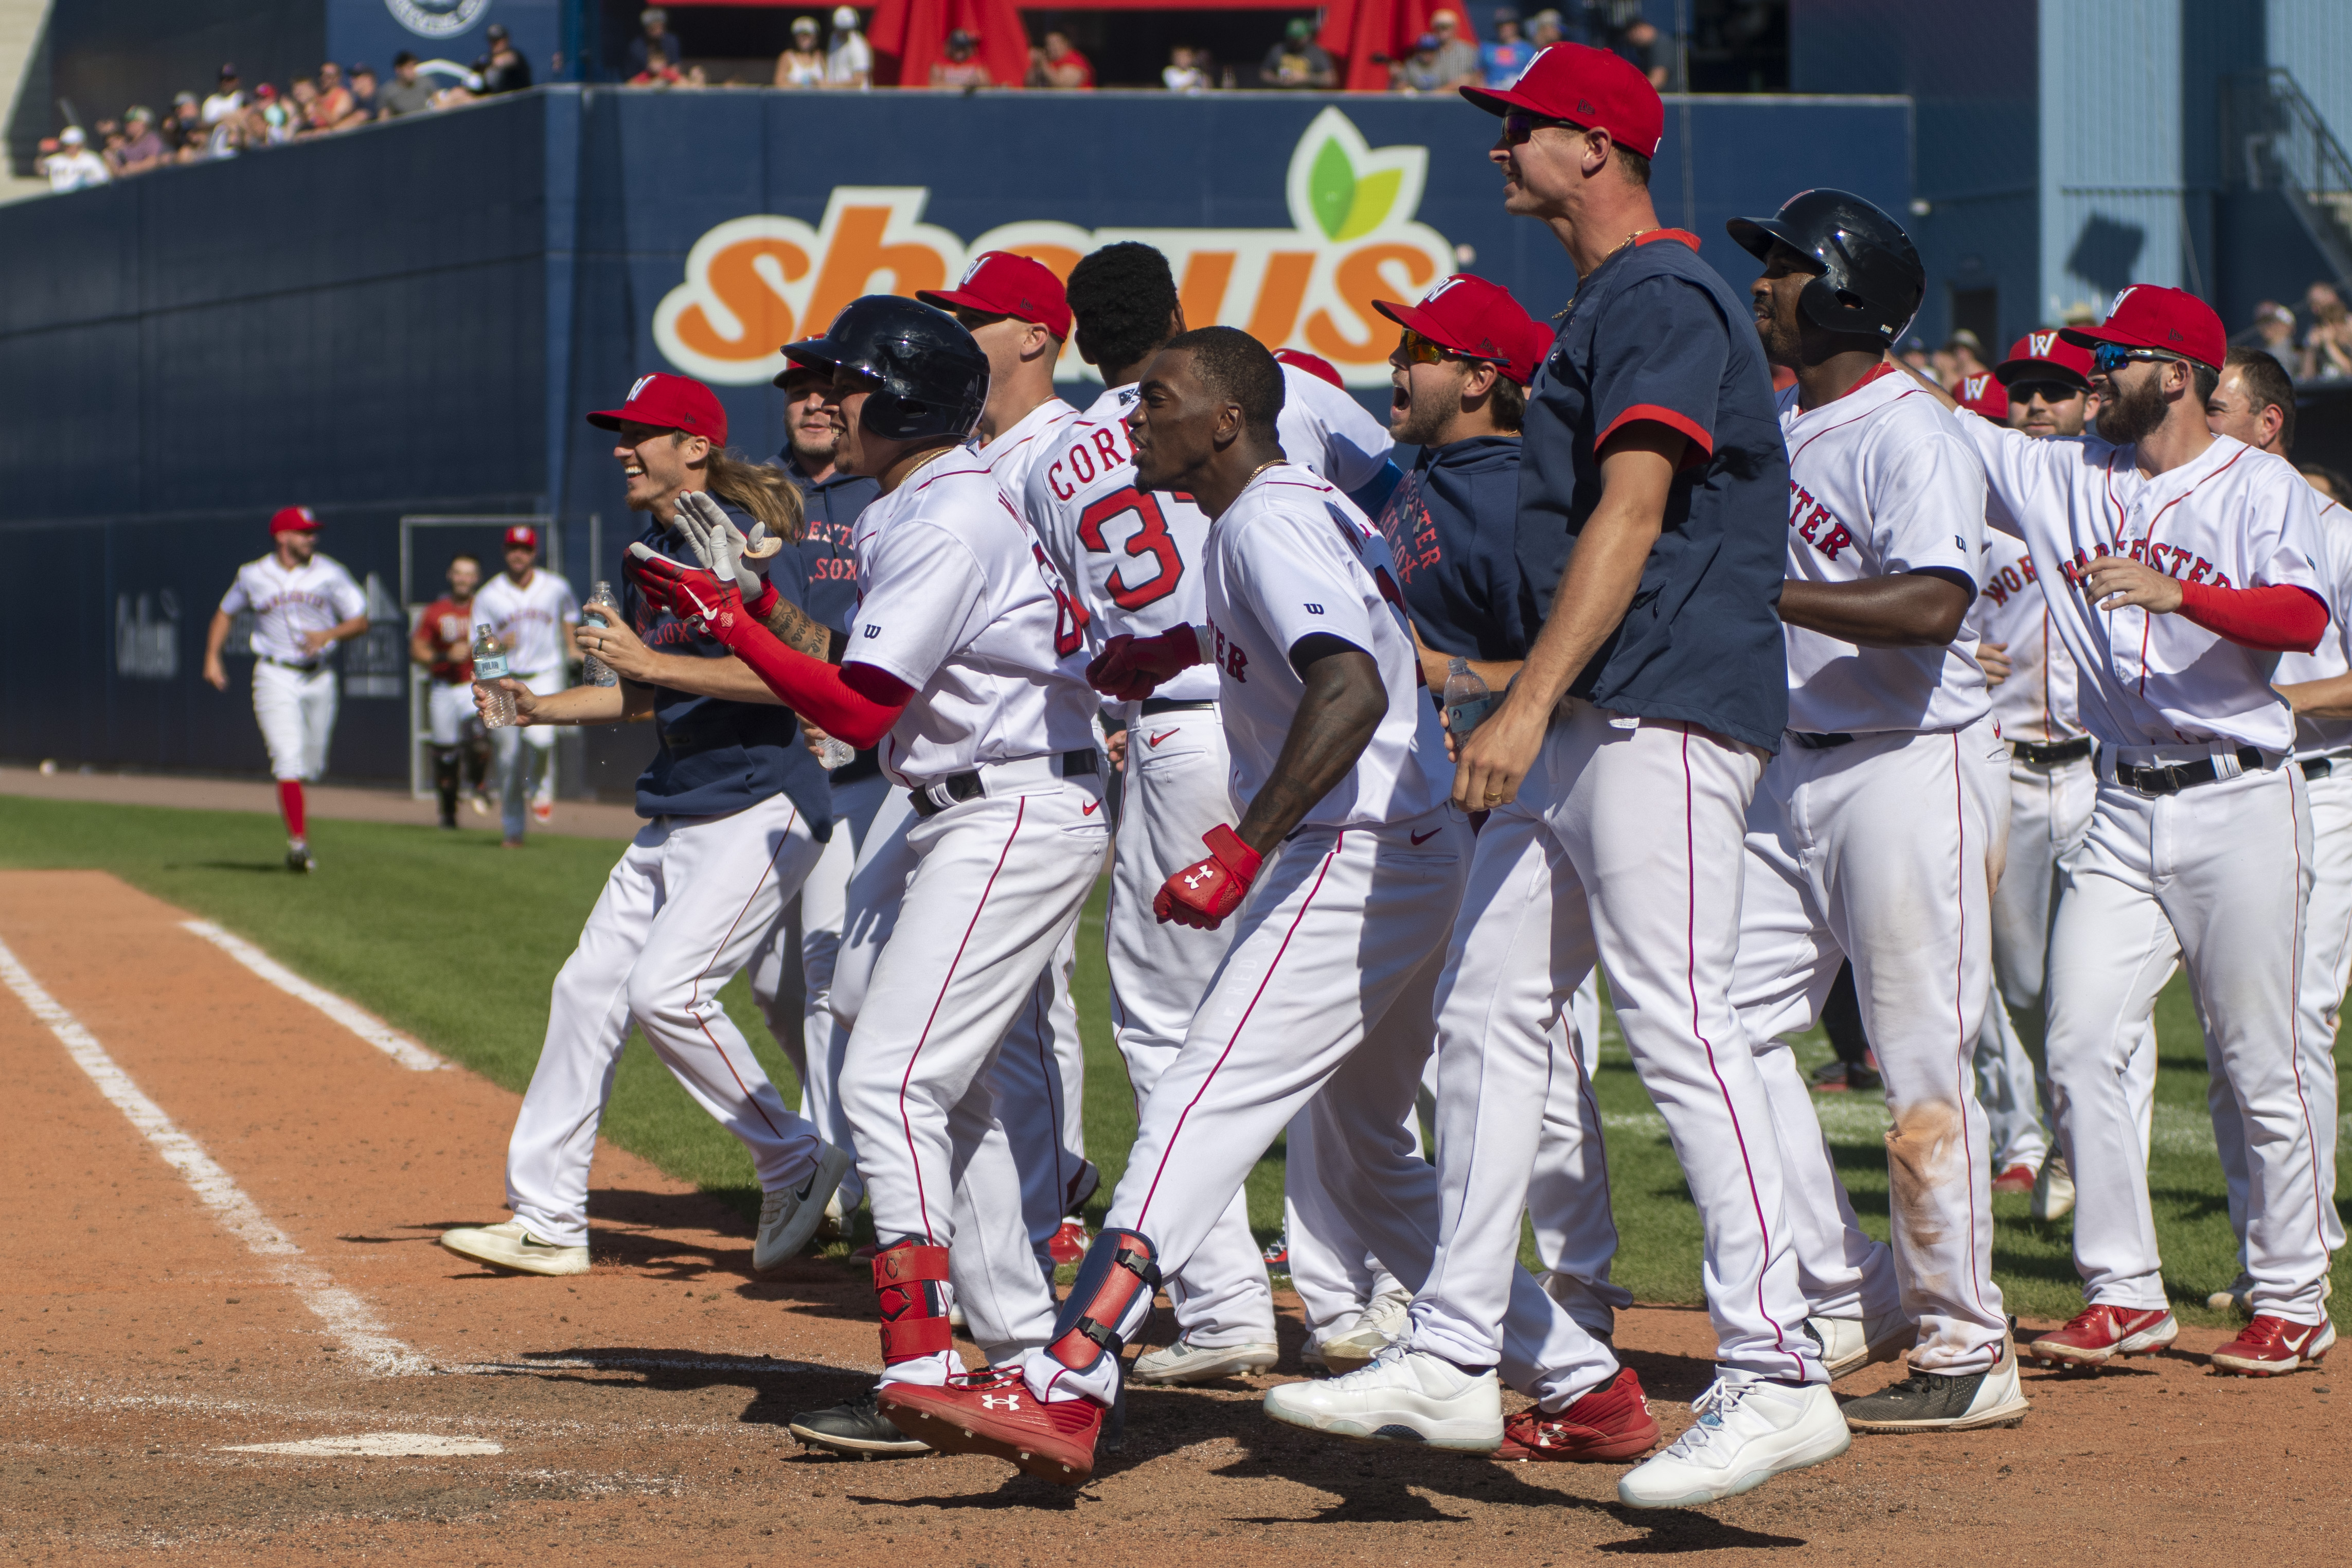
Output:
[760, 595, 836, 662]
[1234, 645, 1386, 855]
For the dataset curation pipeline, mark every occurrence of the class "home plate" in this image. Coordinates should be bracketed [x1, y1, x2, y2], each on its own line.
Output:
[222, 1433, 503, 1457]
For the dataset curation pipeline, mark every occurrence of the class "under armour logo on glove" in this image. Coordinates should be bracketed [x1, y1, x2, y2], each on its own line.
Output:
[1154, 824, 1264, 931]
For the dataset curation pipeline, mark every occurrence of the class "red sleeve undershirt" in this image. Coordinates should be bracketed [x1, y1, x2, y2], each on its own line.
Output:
[2173, 580, 2328, 654]
[707, 614, 911, 748]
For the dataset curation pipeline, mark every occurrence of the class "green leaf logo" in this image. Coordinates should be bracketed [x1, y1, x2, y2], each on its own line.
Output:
[1309, 139, 1355, 240]
[1285, 109, 1431, 246]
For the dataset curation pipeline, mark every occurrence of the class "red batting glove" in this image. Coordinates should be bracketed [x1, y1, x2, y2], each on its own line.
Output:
[626, 542, 778, 623]
[1154, 824, 1262, 931]
[1088, 625, 1204, 701]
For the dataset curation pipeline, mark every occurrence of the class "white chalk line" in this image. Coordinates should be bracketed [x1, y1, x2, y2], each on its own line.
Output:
[223, 1433, 502, 1457]
[0, 937, 429, 1376]
[179, 920, 447, 1072]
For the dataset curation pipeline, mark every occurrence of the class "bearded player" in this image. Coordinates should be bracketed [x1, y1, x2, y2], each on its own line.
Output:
[411, 552, 494, 829]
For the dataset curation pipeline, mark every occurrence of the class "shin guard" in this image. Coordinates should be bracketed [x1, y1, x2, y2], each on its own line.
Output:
[1046, 1228, 1160, 1379]
[872, 1239, 953, 1366]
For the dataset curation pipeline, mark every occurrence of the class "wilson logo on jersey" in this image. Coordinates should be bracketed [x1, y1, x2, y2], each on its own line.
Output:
[1787, 482, 1856, 561]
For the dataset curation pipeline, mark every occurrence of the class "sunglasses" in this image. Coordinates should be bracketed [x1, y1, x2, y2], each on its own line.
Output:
[1395, 329, 1503, 369]
[1502, 110, 1577, 146]
[2006, 379, 2085, 404]
[2090, 342, 2177, 375]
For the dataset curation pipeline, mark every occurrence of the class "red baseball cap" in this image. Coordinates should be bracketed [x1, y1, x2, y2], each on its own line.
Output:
[1272, 348, 1346, 389]
[270, 505, 318, 534]
[587, 372, 728, 446]
[504, 525, 539, 548]
[1993, 328, 2096, 391]
[2059, 286, 2225, 372]
[1374, 274, 1554, 387]
[918, 251, 1072, 341]
[1459, 43, 1663, 160]
[1952, 370, 2009, 421]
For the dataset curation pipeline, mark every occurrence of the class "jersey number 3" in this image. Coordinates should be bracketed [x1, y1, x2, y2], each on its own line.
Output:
[1077, 488, 1183, 611]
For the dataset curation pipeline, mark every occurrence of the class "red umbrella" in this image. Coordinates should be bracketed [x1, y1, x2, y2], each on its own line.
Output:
[869, 0, 1033, 88]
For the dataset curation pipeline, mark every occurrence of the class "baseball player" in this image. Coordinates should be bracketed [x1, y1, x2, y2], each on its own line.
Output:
[471, 526, 580, 846]
[670, 298, 1108, 1459]
[411, 553, 493, 830]
[2201, 346, 2348, 1312]
[1396, 47, 1841, 1510]
[878, 327, 1632, 1489]
[202, 505, 369, 873]
[1904, 286, 2335, 1377]
[1721, 190, 2023, 1435]
[439, 372, 851, 1280]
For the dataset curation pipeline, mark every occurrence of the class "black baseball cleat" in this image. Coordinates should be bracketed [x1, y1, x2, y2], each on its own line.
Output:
[1840, 1342, 2029, 1433]
[286, 840, 315, 873]
[788, 1386, 933, 1459]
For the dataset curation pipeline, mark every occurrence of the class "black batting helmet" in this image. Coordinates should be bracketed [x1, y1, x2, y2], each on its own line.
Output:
[1727, 189, 1923, 344]
[778, 295, 989, 442]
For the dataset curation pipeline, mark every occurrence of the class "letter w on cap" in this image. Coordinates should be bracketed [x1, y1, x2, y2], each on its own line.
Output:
[2029, 332, 2057, 358]
[629, 374, 655, 402]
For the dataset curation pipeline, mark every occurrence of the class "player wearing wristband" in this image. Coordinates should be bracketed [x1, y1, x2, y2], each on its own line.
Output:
[877, 327, 1629, 1488]
[1903, 286, 2336, 1377]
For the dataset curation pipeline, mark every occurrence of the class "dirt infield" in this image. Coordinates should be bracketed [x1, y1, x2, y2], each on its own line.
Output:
[4, 871, 2343, 1565]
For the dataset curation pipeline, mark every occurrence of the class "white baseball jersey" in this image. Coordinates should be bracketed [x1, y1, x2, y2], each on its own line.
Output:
[1777, 368, 1991, 735]
[1277, 363, 1394, 492]
[1973, 530, 2087, 744]
[849, 445, 1099, 787]
[1200, 466, 1447, 827]
[218, 554, 366, 664]
[472, 569, 580, 676]
[978, 397, 1080, 498]
[1954, 418, 2325, 752]
[2270, 490, 2352, 759]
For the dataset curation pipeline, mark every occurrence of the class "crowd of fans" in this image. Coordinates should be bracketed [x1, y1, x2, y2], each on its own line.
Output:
[2234, 282, 2352, 383]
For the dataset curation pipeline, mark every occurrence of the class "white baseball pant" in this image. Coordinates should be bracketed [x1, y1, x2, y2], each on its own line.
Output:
[493, 669, 564, 841]
[505, 793, 830, 1249]
[1405, 704, 1822, 1384]
[1734, 724, 2008, 1374]
[427, 680, 482, 747]
[2204, 760, 2350, 1260]
[1026, 809, 1618, 1411]
[252, 661, 337, 780]
[836, 763, 1107, 1383]
[990, 925, 1093, 1273]
[1107, 702, 1279, 1346]
[2045, 755, 2329, 1323]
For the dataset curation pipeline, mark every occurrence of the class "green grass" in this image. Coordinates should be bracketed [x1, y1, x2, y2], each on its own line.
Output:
[1, 793, 2340, 1327]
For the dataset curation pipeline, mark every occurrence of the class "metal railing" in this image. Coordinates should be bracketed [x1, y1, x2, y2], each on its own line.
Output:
[2222, 68, 2352, 291]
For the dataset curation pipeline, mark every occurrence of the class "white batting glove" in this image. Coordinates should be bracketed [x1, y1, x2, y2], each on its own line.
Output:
[674, 491, 771, 600]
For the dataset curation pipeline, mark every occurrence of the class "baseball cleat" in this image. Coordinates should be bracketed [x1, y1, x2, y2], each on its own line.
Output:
[2026, 1304, 2176, 1368]
[470, 789, 491, 816]
[1494, 1367, 1660, 1462]
[2205, 1271, 2255, 1314]
[1262, 1236, 1289, 1270]
[2030, 1152, 2075, 1222]
[1317, 1287, 1412, 1375]
[1047, 1217, 1091, 1268]
[1262, 1346, 1503, 1451]
[1616, 1371, 1850, 1509]
[439, 1220, 588, 1276]
[754, 1143, 854, 1274]
[788, 1386, 933, 1459]
[2207, 1315, 2335, 1376]
[877, 1365, 1105, 1486]
[1300, 1339, 1333, 1376]
[1803, 1310, 1917, 1379]
[1133, 1335, 1278, 1385]
[286, 839, 314, 873]
[1991, 1162, 2038, 1195]
[531, 797, 554, 825]
[1840, 1338, 2030, 1432]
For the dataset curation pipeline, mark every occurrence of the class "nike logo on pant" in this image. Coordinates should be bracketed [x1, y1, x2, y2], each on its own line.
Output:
[1147, 730, 1178, 746]
[1410, 828, 1440, 844]
[1082, 800, 1101, 816]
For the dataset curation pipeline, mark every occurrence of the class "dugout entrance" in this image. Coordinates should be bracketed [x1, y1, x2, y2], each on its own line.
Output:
[398, 514, 563, 804]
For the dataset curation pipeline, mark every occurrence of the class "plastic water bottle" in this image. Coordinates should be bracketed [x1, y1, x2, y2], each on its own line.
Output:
[815, 735, 856, 771]
[473, 626, 515, 728]
[1442, 656, 1495, 743]
[581, 580, 620, 688]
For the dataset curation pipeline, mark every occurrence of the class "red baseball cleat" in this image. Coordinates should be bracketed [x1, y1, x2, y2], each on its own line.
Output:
[1494, 1367, 1660, 1462]
[876, 1365, 1107, 1486]
[1047, 1218, 1090, 1267]
[2208, 1314, 2336, 1377]
[1990, 1163, 2037, 1195]
[2026, 1304, 2178, 1367]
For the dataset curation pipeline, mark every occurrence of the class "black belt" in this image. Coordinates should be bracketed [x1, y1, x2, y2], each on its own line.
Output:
[1139, 698, 1217, 717]
[1789, 731, 1855, 750]
[2112, 746, 2269, 796]
[2303, 757, 2341, 781]
[2012, 737, 2093, 765]
[830, 747, 882, 786]
[908, 750, 1098, 819]
[260, 655, 325, 673]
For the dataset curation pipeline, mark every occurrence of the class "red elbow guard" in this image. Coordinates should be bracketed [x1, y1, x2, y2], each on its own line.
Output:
[703, 614, 907, 745]
[2175, 580, 2329, 654]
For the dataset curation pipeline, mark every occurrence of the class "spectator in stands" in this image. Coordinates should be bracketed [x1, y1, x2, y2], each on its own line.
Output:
[2302, 281, 2352, 381]
[202, 65, 244, 126]
[777, 17, 829, 86]
[311, 63, 355, 130]
[1029, 30, 1095, 89]
[2234, 300, 2298, 355]
[44, 127, 111, 191]
[828, 7, 874, 87]
[1394, 35, 1452, 93]
[1527, 9, 1565, 48]
[1425, 10, 1481, 87]
[164, 93, 204, 156]
[1898, 336, 1934, 381]
[630, 9, 685, 82]
[289, 79, 323, 134]
[1931, 328, 1988, 387]
[342, 65, 379, 127]
[1481, 9, 1536, 86]
[933, 30, 992, 88]
[1163, 44, 1211, 93]
[381, 53, 437, 118]
[476, 25, 534, 94]
[1620, 17, 1675, 88]
[113, 108, 166, 175]
[1260, 19, 1335, 88]
[251, 84, 295, 145]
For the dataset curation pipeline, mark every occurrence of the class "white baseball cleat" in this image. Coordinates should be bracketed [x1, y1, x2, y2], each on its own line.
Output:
[2030, 1153, 2075, 1222]
[440, 1220, 589, 1277]
[1318, 1286, 1412, 1375]
[1263, 1346, 1504, 1451]
[1133, 1336, 1279, 1384]
[1616, 1370, 1850, 1509]
[754, 1143, 854, 1274]
[1803, 1310, 1917, 1379]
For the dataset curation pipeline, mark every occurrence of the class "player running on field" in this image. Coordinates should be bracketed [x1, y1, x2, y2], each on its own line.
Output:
[203, 505, 369, 874]
[1900, 286, 2336, 1378]
[471, 525, 579, 846]
[439, 372, 851, 1280]
[411, 552, 494, 830]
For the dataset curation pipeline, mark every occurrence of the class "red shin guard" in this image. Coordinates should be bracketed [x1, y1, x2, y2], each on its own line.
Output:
[872, 1240, 952, 1365]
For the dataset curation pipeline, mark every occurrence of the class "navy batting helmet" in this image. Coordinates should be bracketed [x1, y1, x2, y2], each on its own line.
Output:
[778, 295, 989, 442]
[1727, 189, 1923, 344]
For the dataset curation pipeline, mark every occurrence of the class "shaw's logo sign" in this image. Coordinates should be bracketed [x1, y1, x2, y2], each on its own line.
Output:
[653, 110, 1453, 389]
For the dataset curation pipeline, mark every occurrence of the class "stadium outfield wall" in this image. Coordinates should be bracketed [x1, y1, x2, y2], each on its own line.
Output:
[0, 84, 1911, 789]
